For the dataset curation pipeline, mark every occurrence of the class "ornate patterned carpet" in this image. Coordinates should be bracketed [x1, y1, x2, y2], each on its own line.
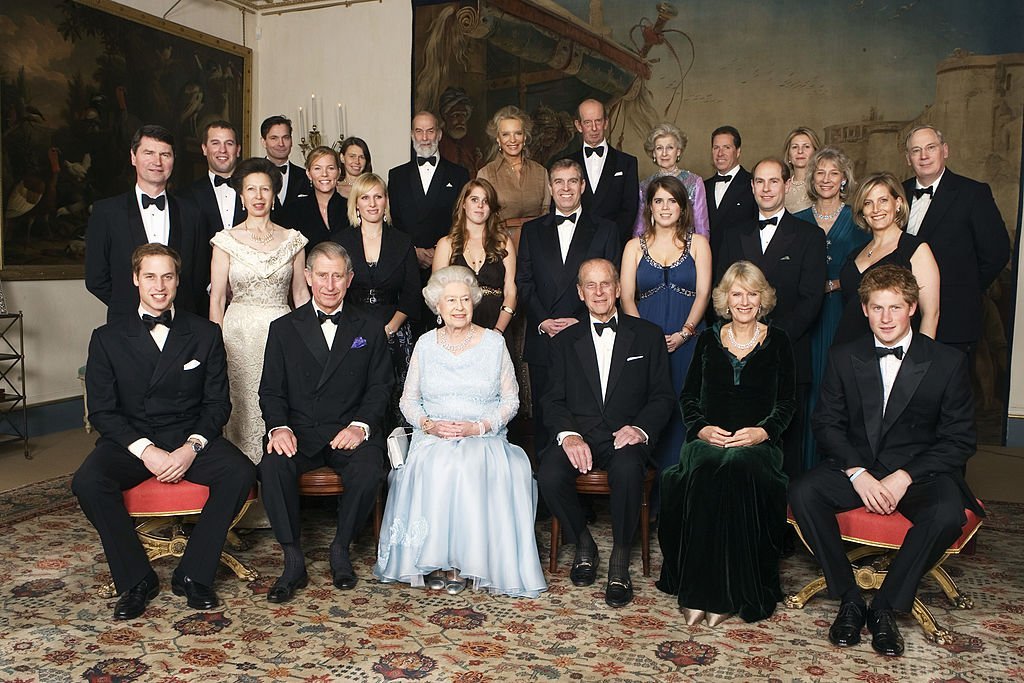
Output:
[2, 476, 1024, 682]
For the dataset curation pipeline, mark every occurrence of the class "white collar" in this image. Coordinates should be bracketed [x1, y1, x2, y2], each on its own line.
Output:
[916, 169, 945, 192]
[138, 304, 175, 320]
[874, 329, 913, 355]
[758, 207, 786, 223]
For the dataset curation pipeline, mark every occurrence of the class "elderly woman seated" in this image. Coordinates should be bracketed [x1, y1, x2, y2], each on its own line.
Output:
[656, 261, 796, 626]
[373, 266, 547, 597]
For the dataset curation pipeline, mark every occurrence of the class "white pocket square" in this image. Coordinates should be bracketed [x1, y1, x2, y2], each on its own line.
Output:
[780, 255, 791, 261]
[183, 359, 201, 370]
[446, 182, 453, 188]
[614, 171, 624, 177]
[626, 355, 644, 361]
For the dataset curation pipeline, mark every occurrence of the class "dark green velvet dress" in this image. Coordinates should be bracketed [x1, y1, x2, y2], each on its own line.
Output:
[656, 323, 796, 622]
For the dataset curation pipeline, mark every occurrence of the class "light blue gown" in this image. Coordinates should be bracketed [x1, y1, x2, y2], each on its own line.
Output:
[374, 329, 547, 598]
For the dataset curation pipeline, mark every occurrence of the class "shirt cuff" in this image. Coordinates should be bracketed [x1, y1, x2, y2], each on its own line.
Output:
[350, 421, 370, 441]
[268, 426, 293, 438]
[128, 438, 154, 459]
[187, 434, 208, 449]
[632, 426, 650, 444]
[556, 431, 581, 446]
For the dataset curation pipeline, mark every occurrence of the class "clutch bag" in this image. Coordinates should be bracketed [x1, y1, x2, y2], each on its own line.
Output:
[386, 427, 413, 468]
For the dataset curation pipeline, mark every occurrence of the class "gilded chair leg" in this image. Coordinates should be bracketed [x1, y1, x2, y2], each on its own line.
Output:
[911, 596, 951, 644]
[785, 576, 828, 609]
[220, 551, 259, 581]
[930, 564, 973, 608]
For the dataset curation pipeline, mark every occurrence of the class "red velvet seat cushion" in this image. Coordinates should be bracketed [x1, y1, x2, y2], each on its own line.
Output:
[787, 502, 984, 551]
[123, 478, 256, 515]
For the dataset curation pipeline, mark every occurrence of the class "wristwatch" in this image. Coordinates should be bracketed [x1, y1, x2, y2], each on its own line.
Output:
[188, 439, 204, 454]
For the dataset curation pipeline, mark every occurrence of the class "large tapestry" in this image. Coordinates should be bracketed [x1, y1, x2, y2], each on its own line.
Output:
[412, 0, 1024, 444]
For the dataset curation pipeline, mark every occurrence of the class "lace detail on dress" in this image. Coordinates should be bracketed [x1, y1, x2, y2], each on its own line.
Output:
[638, 234, 695, 299]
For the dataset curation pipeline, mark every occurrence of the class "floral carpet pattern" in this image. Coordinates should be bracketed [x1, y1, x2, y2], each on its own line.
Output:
[1, 478, 1023, 681]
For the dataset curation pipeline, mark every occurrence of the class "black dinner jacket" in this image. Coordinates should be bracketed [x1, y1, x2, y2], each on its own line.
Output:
[277, 192, 348, 249]
[813, 333, 981, 515]
[516, 209, 621, 366]
[568, 145, 640, 244]
[85, 310, 230, 451]
[180, 175, 246, 240]
[704, 166, 756, 257]
[542, 312, 675, 451]
[259, 302, 393, 457]
[387, 157, 470, 251]
[716, 211, 826, 383]
[333, 223, 421, 322]
[902, 169, 1010, 344]
[269, 161, 313, 222]
[85, 191, 209, 321]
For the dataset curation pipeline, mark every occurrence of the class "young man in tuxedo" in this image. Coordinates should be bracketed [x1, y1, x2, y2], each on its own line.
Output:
[258, 241, 393, 603]
[716, 157, 825, 481]
[260, 115, 312, 213]
[516, 159, 621, 451]
[181, 120, 245, 239]
[902, 125, 1010, 354]
[790, 265, 981, 657]
[538, 258, 674, 608]
[388, 111, 470, 334]
[704, 125, 757, 258]
[567, 99, 639, 244]
[73, 244, 256, 621]
[85, 124, 208, 322]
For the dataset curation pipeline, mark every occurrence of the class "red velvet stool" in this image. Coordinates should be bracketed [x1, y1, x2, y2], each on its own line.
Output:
[785, 503, 984, 644]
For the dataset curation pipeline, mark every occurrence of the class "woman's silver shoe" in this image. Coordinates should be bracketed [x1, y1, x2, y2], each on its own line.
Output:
[425, 570, 446, 590]
[445, 569, 467, 595]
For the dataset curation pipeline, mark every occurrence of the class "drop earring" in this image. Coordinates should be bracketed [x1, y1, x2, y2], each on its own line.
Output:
[437, 314, 443, 326]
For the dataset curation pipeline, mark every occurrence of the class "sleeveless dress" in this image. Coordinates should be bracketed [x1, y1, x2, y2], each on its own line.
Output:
[452, 254, 505, 328]
[211, 229, 308, 464]
[634, 234, 703, 507]
[374, 330, 547, 597]
[833, 231, 921, 346]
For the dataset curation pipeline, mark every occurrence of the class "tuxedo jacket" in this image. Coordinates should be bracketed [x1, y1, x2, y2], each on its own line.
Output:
[180, 175, 246, 240]
[259, 302, 393, 457]
[902, 169, 1010, 344]
[704, 166, 756, 257]
[85, 191, 209, 321]
[716, 211, 826, 383]
[813, 333, 981, 514]
[278, 192, 348, 249]
[542, 313, 675, 451]
[516, 210, 621, 366]
[568, 146, 639, 243]
[387, 157, 470, 250]
[85, 310, 230, 450]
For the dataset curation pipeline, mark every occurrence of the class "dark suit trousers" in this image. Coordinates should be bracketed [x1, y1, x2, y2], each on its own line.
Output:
[72, 437, 255, 593]
[259, 442, 384, 549]
[537, 440, 647, 549]
[789, 465, 967, 612]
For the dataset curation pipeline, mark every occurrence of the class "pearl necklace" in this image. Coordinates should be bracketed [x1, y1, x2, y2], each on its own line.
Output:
[439, 326, 475, 353]
[244, 223, 275, 244]
[727, 323, 760, 350]
[812, 203, 843, 222]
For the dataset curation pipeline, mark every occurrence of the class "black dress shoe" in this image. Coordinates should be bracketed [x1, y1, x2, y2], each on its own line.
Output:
[605, 575, 634, 608]
[113, 572, 159, 621]
[266, 573, 308, 603]
[828, 601, 867, 647]
[332, 567, 359, 591]
[569, 554, 598, 587]
[867, 607, 905, 656]
[171, 573, 220, 610]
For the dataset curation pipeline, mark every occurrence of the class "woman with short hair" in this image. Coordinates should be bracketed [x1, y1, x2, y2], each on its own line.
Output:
[337, 137, 372, 199]
[633, 123, 709, 238]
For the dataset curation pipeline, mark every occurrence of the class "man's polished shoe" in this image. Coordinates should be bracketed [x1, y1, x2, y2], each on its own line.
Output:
[171, 573, 220, 610]
[113, 572, 159, 621]
[828, 601, 867, 647]
[867, 607, 905, 656]
[266, 573, 308, 603]
[605, 575, 633, 608]
[569, 554, 598, 587]
[332, 567, 359, 591]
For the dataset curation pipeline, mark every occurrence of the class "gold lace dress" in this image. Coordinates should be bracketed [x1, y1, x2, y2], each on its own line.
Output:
[210, 229, 308, 464]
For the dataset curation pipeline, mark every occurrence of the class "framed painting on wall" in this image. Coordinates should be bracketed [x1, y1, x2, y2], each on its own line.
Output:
[0, 0, 252, 280]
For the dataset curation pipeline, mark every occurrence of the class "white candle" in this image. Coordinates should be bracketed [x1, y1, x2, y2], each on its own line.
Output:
[311, 94, 316, 126]
[297, 106, 305, 135]
[337, 103, 343, 138]
[343, 105, 349, 138]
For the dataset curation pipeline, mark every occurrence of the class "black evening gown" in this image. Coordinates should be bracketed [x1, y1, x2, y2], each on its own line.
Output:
[657, 323, 796, 622]
[452, 254, 505, 328]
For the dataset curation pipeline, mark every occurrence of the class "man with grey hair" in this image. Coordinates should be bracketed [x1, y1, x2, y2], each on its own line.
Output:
[258, 241, 393, 603]
[901, 124, 1009, 353]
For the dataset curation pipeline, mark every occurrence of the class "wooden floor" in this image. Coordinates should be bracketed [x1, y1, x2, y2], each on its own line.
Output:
[1, 427, 1022, 503]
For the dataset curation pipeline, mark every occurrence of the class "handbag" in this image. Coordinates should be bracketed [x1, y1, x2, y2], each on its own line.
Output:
[386, 426, 413, 468]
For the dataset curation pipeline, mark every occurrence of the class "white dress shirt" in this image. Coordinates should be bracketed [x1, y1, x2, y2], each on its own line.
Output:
[758, 208, 786, 253]
[876, 329, 912, 413]
[714, 164, 741, 208]
[583, 140, 609, 191]
[135, 185, 169, 245]
[556, 207, 582, 263]
[417, 153, 438, 194]
[906, 170, 944, 236]
[210, 171, 238, 231]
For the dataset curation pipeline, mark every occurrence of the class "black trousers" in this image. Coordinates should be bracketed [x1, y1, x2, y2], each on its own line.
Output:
[72, 437, 255, 593]
[788, 464, 967, 612]
[537, 438, 648, 549]
[259, 441, 384, 550]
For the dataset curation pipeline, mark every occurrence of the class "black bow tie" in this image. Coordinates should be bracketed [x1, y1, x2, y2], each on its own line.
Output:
[758, 216, 779, 230]
[913, 186, 933, 199]
[277, 164, 288, 174]
[875, 346, 905, 360]
[142, 310, 172, 330]
[417, 155, 437, 167]
[584, 146, 604, 158]
[317, 309, 343, 325]
[141, 194, 166, 211]
[713, 174, 733, 183]
[213, 175, 231, 187]
[593, 317, 617, 336]
[555, 213, 576, 225]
